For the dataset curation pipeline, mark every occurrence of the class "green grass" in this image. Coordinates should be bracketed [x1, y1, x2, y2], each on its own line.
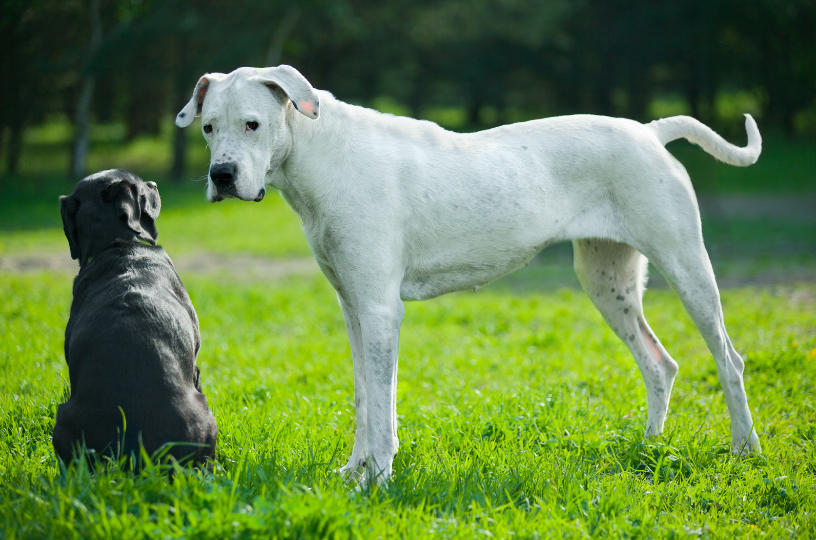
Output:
[2, 269, 816, 538]
[0, 177, 311, 258]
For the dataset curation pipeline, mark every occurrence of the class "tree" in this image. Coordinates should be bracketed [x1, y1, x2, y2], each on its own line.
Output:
[70, 0, 102, 179]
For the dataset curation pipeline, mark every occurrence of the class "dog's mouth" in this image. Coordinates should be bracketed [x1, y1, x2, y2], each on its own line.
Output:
[209, 186, 265, 203]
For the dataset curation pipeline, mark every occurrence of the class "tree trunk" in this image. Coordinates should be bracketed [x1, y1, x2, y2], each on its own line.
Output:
[0, 122, 5, 170]
[265, 7, 301, 67]
[70, 75, 95, 178]
[171, 33, 189, 181]
[6, 117, 23, 174]
[70, 0, 102, 179]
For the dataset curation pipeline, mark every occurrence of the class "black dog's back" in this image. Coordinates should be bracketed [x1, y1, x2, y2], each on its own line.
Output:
[54, 243, 217, 466]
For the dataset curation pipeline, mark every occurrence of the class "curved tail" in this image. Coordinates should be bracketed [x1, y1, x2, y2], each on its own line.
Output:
[648, 114, 761, 166]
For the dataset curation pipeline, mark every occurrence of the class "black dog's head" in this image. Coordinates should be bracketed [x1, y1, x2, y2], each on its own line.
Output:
[60, 170, 161, 266]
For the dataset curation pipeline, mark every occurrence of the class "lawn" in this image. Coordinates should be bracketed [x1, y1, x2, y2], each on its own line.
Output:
[2, 270, 816, 538]
[1, 129, 815, 537]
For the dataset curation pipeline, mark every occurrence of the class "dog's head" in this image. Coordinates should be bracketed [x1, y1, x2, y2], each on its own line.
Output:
[175, 65, 320, 203]
[60, 169, 161, 265]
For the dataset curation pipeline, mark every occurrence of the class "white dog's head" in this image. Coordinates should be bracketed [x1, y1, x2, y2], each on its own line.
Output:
[176, 65, 320, 202]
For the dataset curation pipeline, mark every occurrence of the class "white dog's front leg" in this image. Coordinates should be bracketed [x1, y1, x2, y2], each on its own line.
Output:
[337, 296, 368, 480]
[358, 299, 404, 485]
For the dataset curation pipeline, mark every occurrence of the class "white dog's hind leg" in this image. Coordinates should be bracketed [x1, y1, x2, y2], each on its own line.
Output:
[649, 243, 760, 455]
[337, 296, 368, 480]
[574, 239, 679, 436]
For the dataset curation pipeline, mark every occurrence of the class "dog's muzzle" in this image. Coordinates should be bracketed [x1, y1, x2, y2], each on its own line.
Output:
[208, 162, 238, 202]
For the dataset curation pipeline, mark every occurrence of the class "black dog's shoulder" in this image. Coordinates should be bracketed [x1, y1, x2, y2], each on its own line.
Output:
[66, 243, 200, 373]
[71, 243, 192, 318]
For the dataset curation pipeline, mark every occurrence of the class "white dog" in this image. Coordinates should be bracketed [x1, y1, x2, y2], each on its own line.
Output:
[177, 65, 762, 484]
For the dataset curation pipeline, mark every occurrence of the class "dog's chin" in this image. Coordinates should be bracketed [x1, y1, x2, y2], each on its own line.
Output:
[208, 185, 233, 203]
[209, 186, 265, 203]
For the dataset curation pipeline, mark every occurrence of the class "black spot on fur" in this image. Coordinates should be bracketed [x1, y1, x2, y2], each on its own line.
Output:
[629, 334, 635, 341]
[624, 308, 629, 314]
[179, 112, 186, 118]
[616, 295, 625, 301]
[611, 288, 615, 292]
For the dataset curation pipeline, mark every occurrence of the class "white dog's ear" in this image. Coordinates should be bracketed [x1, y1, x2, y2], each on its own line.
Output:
[250, 65, 320, 120]
[175, 73, 225, 128]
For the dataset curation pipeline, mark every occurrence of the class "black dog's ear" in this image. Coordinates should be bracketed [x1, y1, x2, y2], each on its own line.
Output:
[138, 182, 161, 243]
[60, 195, 80, 260]
[140, 181, 161, 222]
[111, 181, 145, 237]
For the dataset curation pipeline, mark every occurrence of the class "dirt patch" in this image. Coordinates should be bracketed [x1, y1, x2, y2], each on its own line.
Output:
[173, 253, 319, 281]
[3, 248, 814, 289]
[0, 252, 78, 274]
[0, 251, 319, 281]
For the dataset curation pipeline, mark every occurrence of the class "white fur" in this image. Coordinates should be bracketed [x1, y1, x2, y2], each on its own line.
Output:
[178, 66, 762, 485]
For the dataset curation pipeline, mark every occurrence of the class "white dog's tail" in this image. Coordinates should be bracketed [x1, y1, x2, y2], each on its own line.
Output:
[648, 114, 761, 166]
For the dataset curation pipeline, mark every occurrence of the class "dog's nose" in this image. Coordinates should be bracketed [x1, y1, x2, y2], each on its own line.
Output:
[209, 162, 237, 188]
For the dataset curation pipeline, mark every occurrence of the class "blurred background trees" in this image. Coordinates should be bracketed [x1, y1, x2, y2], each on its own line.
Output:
[2, 0, 815, 180]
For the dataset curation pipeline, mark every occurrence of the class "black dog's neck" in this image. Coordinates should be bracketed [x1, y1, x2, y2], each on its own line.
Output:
[82, 238, 156, 268]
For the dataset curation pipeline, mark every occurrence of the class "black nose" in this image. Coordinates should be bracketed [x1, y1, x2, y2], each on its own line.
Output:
[210, 162, 237, 188]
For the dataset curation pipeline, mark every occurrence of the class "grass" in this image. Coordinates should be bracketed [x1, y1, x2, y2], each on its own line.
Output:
[2, 269, 816, 537]
[0, 178, 311, 258]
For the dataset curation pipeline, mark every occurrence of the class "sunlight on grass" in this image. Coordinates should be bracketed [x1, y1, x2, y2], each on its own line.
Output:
[2, 272, 815, 537]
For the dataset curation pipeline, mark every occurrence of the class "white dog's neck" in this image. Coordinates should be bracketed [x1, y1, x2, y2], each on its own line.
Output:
[272, 91, 449, 226]
[272, 93, 369, 223]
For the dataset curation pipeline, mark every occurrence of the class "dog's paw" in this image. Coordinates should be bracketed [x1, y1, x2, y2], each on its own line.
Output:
[732, 431, 761, 456]
[335, 459, 365, 485]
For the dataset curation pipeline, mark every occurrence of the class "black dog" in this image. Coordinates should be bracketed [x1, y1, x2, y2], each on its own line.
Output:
[53, 169, 217, 467]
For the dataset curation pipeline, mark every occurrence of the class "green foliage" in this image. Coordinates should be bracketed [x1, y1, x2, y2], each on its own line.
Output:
[2, 270, 815, 537]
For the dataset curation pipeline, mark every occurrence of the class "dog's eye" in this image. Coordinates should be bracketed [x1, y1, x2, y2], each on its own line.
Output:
[203, 124, 213, 134]
[246, 121, 259, 131]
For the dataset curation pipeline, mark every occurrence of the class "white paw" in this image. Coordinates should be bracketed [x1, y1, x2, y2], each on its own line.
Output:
[362, 456, 392, 487]
[732, 431, 761, 456]
[335, 459, 366, 485]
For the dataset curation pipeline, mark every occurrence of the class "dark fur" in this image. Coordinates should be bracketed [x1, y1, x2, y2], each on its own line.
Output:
[53, 170, 217, 467]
